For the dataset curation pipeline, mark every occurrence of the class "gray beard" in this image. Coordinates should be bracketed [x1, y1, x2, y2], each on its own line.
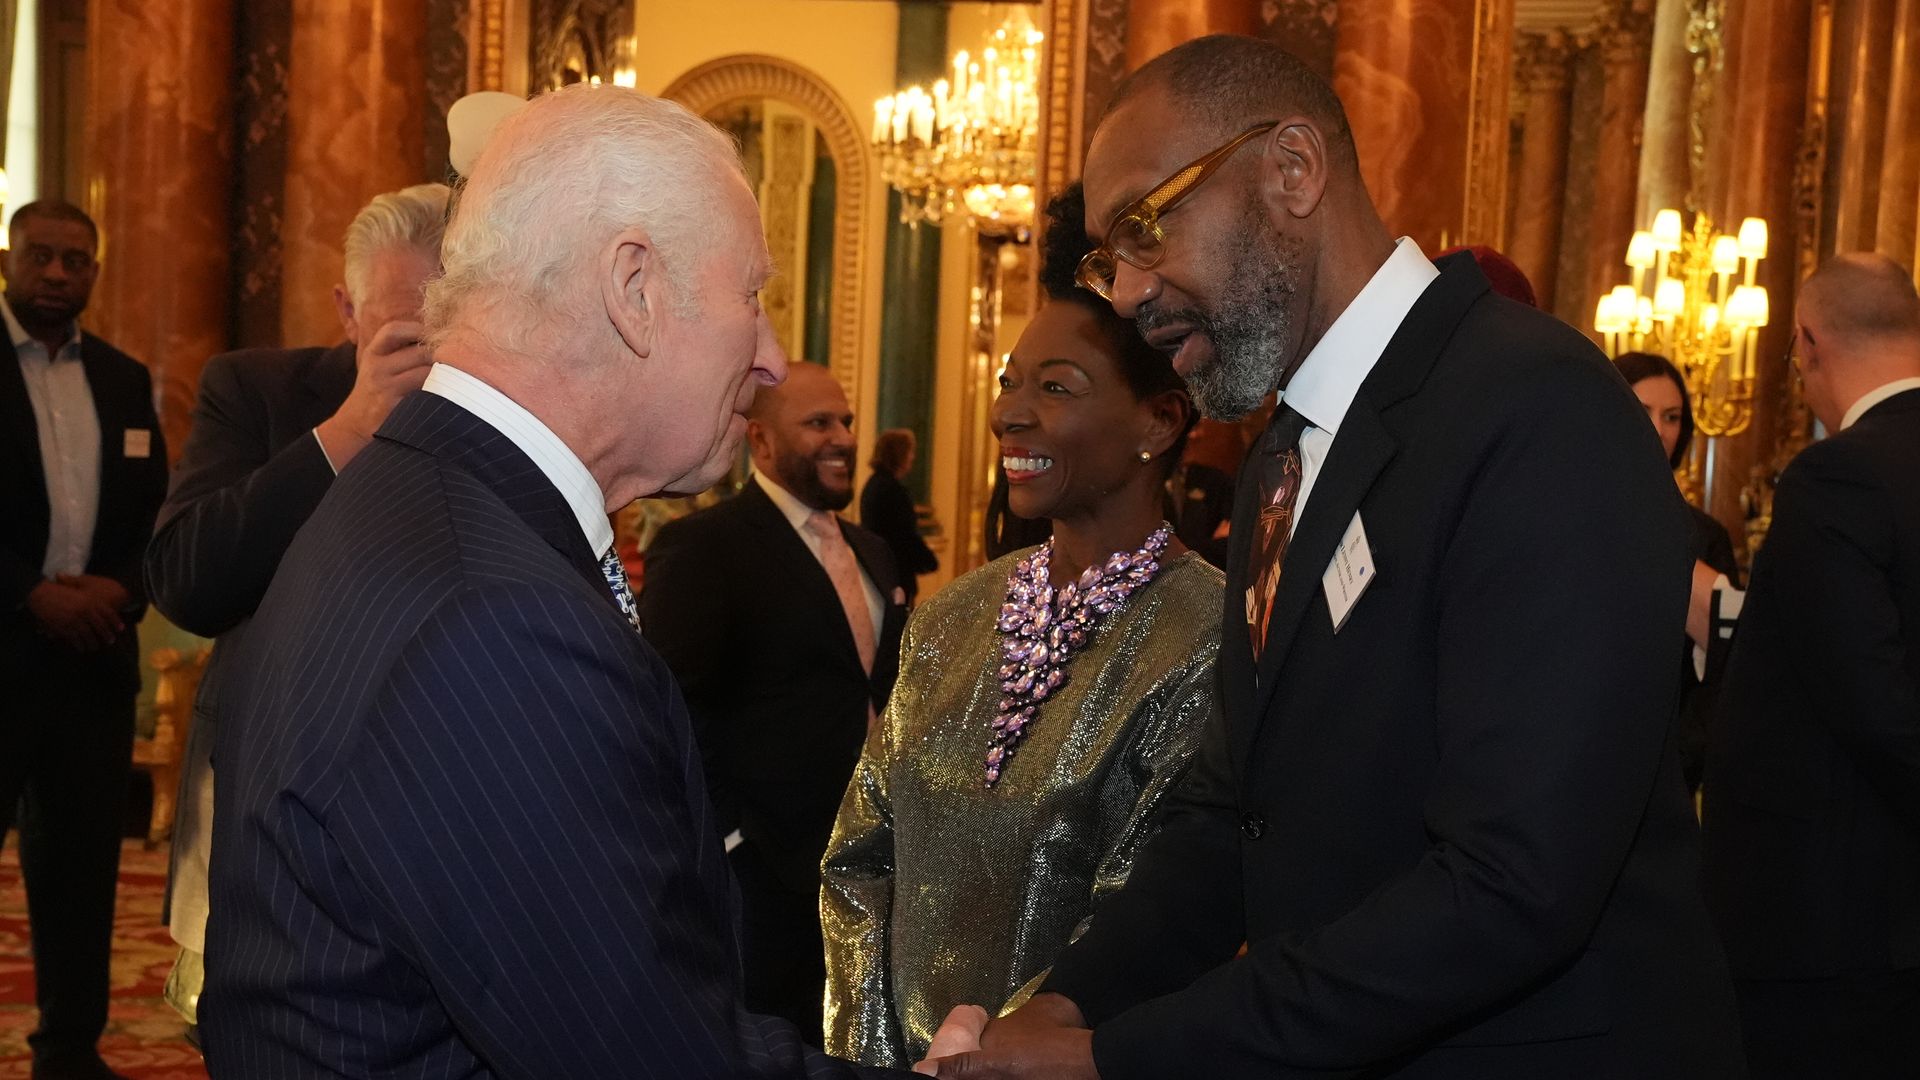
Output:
[1160, 232, 1300, 421]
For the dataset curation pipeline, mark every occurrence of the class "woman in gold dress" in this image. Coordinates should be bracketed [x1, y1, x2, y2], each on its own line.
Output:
[821, 184, 1224, 1067]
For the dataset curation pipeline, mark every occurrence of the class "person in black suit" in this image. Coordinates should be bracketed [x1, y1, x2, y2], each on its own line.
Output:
[144, 183, 448, 1021]
[0, 200, 168, 1080]
[642, 361, 908, 1042]
[1702, 253, 1920, 1079]
[859, 428, 937, 605]
[198, 86, 907, 1079]
[1614, 350, 1741, 794]
[923, 36, 1741, 1078]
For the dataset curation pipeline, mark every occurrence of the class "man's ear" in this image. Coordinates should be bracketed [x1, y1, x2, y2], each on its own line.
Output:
[331, 284, 361, 345]
[744, 416, 773, 465]
[1257, 115, 1331, 224]
[604, 227, 658, 360]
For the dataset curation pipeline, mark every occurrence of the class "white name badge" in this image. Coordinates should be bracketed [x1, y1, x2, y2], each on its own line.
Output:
[1322, 511, 1377, 633]
[123, 428, 153, 459]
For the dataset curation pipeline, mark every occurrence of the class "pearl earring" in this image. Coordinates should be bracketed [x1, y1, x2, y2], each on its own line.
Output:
[1138, 450, 1153, 463]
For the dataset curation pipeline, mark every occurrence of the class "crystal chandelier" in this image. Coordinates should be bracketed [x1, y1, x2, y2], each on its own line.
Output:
[1595, 208, 1771, 438]
[871, 13, 1043, 237]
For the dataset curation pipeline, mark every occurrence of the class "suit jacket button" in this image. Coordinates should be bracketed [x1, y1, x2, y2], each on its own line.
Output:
[1240, 812, 1266, 840]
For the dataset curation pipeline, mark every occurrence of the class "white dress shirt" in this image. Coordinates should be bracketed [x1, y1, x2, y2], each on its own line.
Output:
[1279, 237, 1439, 536]
[754, 472, 886, 634]
[1841, 376, 1920, 430]
[421, 363, 614, 558]
[5, 293, 98, 577]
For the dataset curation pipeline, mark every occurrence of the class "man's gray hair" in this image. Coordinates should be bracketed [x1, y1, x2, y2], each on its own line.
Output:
[343, 183, 452, 306]
[424, 85, 748, 350]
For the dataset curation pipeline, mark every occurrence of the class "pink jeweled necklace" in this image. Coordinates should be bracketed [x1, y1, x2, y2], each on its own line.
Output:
[986, 522, 1174, 787]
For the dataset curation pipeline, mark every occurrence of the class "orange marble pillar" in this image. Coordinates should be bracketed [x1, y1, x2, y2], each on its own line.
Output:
[1829, 0, 1897, 251]
[1581, 0, 1655, 333]
[1703, 0, 1813, 529]
[1875, 0, 1920, 260]
[1333, 0, 1515, 252]
[1509, 32, 1574, 310]
[280, 0, 430, 348]
[83, 0, 235, 461]
[1125, 0, 1263, 70]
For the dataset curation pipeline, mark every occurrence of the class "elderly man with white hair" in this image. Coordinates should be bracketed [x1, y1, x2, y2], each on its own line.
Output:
[196, 86, 905, 1080]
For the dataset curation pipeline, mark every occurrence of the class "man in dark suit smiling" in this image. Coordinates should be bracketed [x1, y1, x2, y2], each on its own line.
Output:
[643, 361, 907, 1043]
[924, 35, 1742, 1080]
[198, 86, 904, 1080]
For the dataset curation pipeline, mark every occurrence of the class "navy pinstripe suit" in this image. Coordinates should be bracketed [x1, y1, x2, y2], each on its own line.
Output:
[201, 391, 900, 1079]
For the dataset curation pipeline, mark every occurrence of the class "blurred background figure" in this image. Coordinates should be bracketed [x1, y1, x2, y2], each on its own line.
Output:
[1612, 349, 1739, 795]
[860, 427, 938, 606]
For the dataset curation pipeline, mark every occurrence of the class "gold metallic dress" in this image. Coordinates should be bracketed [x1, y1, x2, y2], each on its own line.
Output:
[821, 549, 1223, 1067]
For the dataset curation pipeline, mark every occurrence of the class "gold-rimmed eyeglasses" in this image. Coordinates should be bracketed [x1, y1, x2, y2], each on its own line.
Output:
[1076, 121, 1278, 301]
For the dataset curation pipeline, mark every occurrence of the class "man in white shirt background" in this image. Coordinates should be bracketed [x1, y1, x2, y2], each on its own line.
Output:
[642, 360, 908, 1044]
[1, 199, 168, 1080]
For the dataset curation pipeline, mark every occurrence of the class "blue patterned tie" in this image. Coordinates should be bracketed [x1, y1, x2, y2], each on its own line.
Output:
[600, 547, 642, 634]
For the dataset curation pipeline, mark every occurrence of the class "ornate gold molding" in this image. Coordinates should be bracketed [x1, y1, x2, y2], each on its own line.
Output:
[1462, 0, 1517, 246]
[468, 0, 508, 91]
[1683, 0, 1724, 212]
[661, 55, 872, 402]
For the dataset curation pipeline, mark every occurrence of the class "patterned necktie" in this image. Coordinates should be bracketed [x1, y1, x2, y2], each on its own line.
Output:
[1245, 405, 1309, 659]
[805, 510, 877, 675]
[599, 547, 642, 634]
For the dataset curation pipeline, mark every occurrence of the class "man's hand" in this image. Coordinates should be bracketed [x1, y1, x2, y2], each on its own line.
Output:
[924, 994, 1098, 1080]
[914, 1005, 988, 1075]
[316, 319, 433, 469]
[27, 578, 124, 652]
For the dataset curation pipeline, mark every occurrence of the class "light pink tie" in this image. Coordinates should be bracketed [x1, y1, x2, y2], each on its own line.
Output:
[806, 510, 877, 675]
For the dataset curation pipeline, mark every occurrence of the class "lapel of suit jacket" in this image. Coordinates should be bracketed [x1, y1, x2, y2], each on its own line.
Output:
[0, 335, 40, 468]
[844, 519, 906, 656]
[1236, 252, 1491, 750]
[378, 391, 608, 597]
[740, 480, 868, 672]
[1219, 429, 1265, 753]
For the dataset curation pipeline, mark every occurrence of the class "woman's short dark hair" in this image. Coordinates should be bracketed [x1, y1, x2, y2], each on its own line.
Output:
[871, 428, 916, 475]
[1037, 183, 1195, 472]
[1612, 351, 1693, 469]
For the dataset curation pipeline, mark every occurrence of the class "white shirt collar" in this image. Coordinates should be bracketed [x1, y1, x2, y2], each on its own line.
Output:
[1280, 237, 1438, 434]
[421, 363, 615, 557]
[2, 293, 82, 356]
[755, 470, 828, 531]
[1841, 377, 1920, 430]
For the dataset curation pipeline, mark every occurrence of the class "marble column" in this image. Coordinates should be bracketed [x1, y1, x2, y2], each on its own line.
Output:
[1125, 0, 1262, 70]
[1333, 0, 1515, 252]
[1704, 0, 1814, 533]
[1637, 0, 1696, 219]
[1875, 0, 1920, 259]
[1829, 0, 1897, 252]
[83, 0, 235, 460]
[1581, 0, 1656, 334]
[1509, 32, 1574, 310]
[280, 0, 431, 348]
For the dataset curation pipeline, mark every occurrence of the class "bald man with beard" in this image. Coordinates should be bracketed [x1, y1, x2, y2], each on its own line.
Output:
[642, 361, 908, 1044]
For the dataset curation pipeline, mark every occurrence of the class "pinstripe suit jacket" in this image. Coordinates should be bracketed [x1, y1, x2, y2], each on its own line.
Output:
[200, 391, 898, 1079]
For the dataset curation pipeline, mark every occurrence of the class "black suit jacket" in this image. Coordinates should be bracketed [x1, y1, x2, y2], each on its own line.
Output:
[145, 342, 354, 918]
[640, 480, 907, 894]
[1041, 255, 1744, 1077]
[859, 466, 936, 604]
[1, 331, 167, 691]
[1676, 505, 1740, 791]
[201, 391, 897, 1079]
[1703, 387, 1920, 981]
[146, 342, 353, 637]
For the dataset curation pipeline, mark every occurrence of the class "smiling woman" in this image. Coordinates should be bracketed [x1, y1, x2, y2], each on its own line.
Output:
[820, 183, 1225, 1069]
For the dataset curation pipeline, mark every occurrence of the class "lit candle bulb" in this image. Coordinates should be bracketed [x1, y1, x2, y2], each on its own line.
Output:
[873, 97, 892, 144]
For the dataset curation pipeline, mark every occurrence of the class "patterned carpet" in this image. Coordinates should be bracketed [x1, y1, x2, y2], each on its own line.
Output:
[0, 838, 208, 1080]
